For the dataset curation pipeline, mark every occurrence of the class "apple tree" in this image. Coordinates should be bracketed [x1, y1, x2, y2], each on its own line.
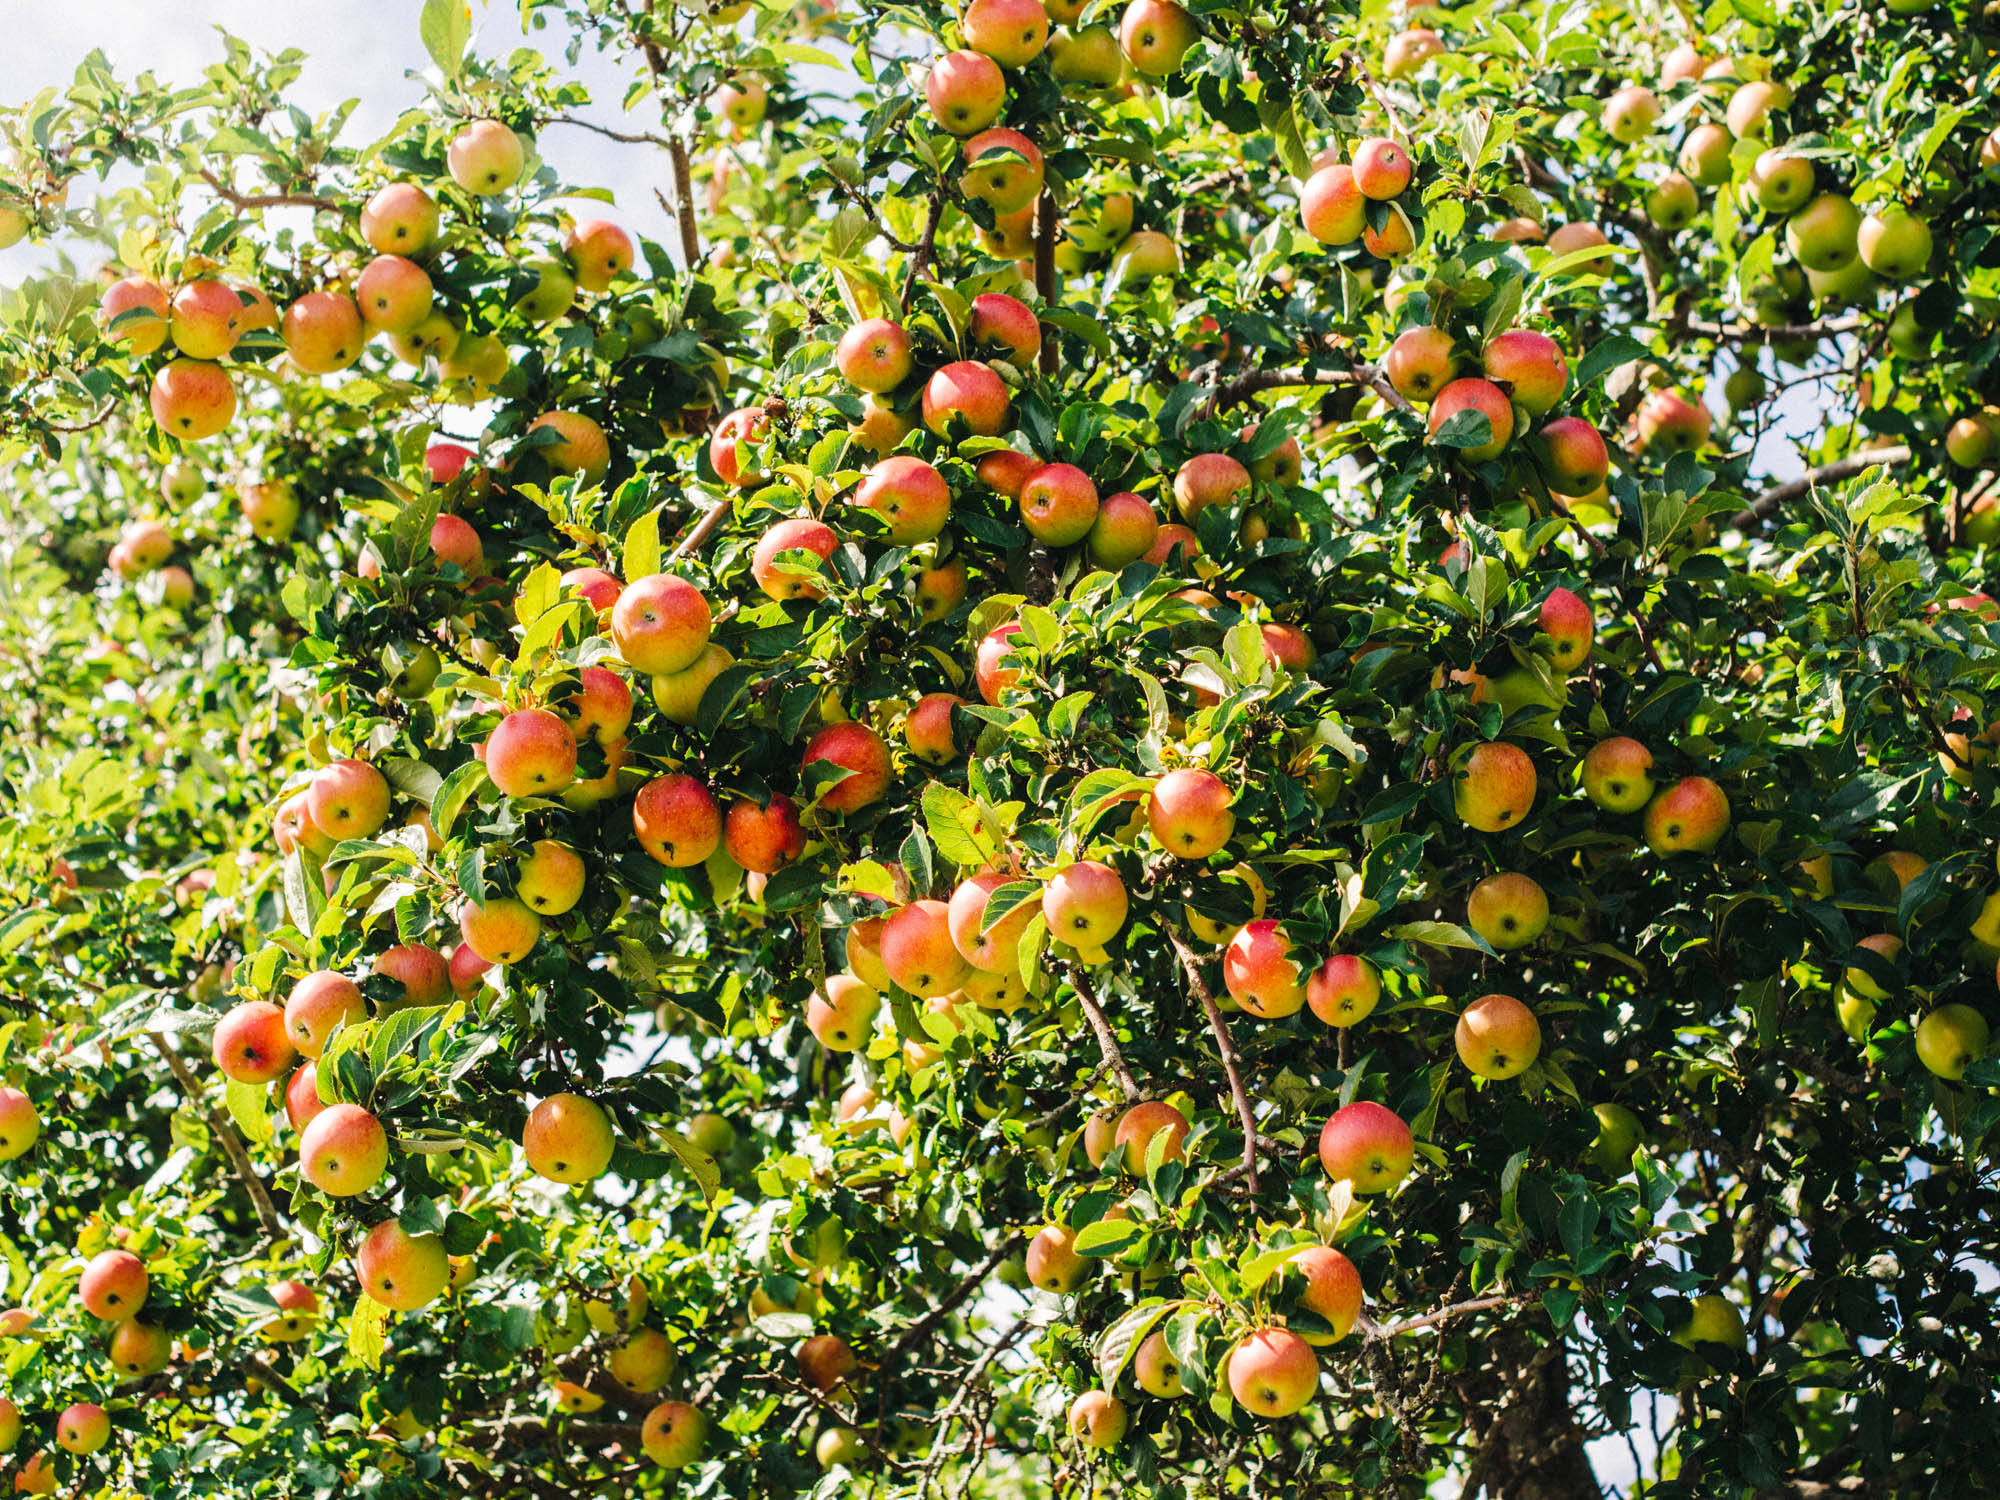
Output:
[0, 0, 1998, 1494]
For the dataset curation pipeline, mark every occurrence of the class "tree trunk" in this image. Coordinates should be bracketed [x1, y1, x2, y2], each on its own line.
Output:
[1458, 1325, 1602, 1500]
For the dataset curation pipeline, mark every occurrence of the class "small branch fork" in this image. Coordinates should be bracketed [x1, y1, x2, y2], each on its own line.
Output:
[1201, 360, 1415, 417]
[198, 168, 338, 213]
[1729, 446, 1913, 531]
[148, 1031, 284, 1242]
[1167, 931, 1259, 1195]
[1365, 1291, 1532, 1341]
[1067, 966, 1141, 1101]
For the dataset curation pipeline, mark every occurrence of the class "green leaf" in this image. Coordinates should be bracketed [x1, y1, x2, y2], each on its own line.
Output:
[1096, 1298, 1175, 1390]
[1073, 1218, 1138, 1257]
[624, 505, 664, 581]
[660, 1130, 723, 1203]
[223, 1077, 274, 1145]
[431, 760, 490, 840]
[1571, 333, 1647, 392]
[349, 1294, 390, 1370]
[282, 849, 327, 941]
[418, 0, 469, 80]
[922, 783, 996, 868]
[1383, 920, 1494, 954]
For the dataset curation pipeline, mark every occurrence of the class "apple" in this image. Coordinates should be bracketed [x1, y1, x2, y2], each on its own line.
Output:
[428, 513, 484, 576]
[0, 1397, 16, 1452]
[807, 973, 880, 1050]
[1915, 1004, 1989, 1080]
[80, 1249, 148, 1320]
[1222, 919, 1306, 1018]
[1635, 389, 1710, 455]
[283, 970, 367, 1058]
[1019, 462, 1099, 545]
[110, 1316, 172, 1376]
[1679, 123, 1734, 186]
[1042, 861, 1129, 954]
[642, 1400, 707, 1468]
[1173, 452, 1251, 521]
[528, 411, 611, 480]
[1538, 417, 1609, 498]
[523, 1093, 616, 1184]
[968, 292, 1042, 368]
[1841, 931, 1903, 1001]
[960, 128, 1045, 213]
[1643, 775, 1731, 854]
[356, 1218, 450, 1311]
[1482, 329, 1568, 415]
[633, 774, 723, 867]
[169, 278, 243, 359]
[1545, 221, 1612, 272]
[1050, 25, 1124, 86]
[565, 667, 633, 746]
[563, 218, 634, 291]
[1856, 205, 1932, 279]
[374, 945, 451, 1008]
[212, 1000, 297, 1084]
[815, 1426, 866, 1469]
[1145, 523, 1200, 565]
[926, 49, 1007, 134]
[1119, 0, 1198, 74]
[1465, 872, 1549, 950]
[801, 721, 892, 812]
[514, 257, 576, 324]
[1582, 736, 1654, 812]
[1112, 228, 1181, 281]
[1537, 586, 1594, 673]
[1455, 741, 1537, 832]
[947, 871, 1037, 974]
[836, 317, 913, 393]
[963, 0, 1048, 65]
[0, 1088, 38, 1161]
[360, 182, 438, 254]
[710, 406, 771, 487]
[448, 119, 526, 195]
[1383, 326, 1457, 403]
[1115, 1099, 1190, 1172]
[851, 395, 915, 454]
[1725, 79, 1791, 137]
[1490, 215, 1544, 243]
[652, 644, 734, 727]
[1149, 768, 1236, 858]
[55, 1403, 109, 1456]
[855, 454, 952, 543]
[516, 839, 586, 914]
[1673, 1292, 1746, 1375]
[1587, 1102, 1643, 1174]
[881, 899, 972, 996]
[300, 1102, 390, 1196]
[1300, 164, 1365, 245]
[1134, 1329, 1184, 1396]
[1362, 203, 1417, 259]
[798, 1332, 857, 1394]
[1226, 1327, 1319, 1417]
[241, 479, 300, 540]
[100, 274, 170, 355]
[1428, 377, 1515, 461]
[1602, 84, 1661, 142]
[1661, 41, 1708, 85]
[149, 359, 237, 440]
[353, 254, 433, 334]
[1351, 137, 1412, 199]
[904, 692, 964, 764]
[486, 708, 578, 799]
[922, 360, 1012, 436]
[1067, 1388, 1128, 1448]
[1455, 993, 1541, 1079]
[724, 795, 807, 873]
[1382, 27, 1444, 77]
[1027, 1223, 1089, 1290]
[1786, 193, 1862, 272]
[262, 1281, 320, 1343]
[1305, 953, 1379, 1027]
[1317, 1100, 1414, 1192]
[282, 290, 365, 374]
[458, 895, 543, 964]
[1278, 1245, 1363, 1344]
[613, 573, 712, 674]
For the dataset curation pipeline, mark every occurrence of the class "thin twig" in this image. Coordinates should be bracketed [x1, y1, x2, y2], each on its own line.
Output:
[148, 1031, 284, 1242]
[1033, 186, 1057, 378]
[198, 169, 338, 212]
[547, 114, 671, 148]
[666, 496, 735, 562]
[1167, 932, 1258, 1194]
[901, 194, 944, 312]
[1729, 446, 1912, 531]
[1067, 967, 1140, 1101]
[1365, 1291, 1530, 1340]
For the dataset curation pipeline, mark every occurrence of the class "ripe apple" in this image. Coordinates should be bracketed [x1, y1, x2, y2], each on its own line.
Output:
[1466, 872, 1549, 950]
[1643, 775, 1731, 854]
[1115, 1099, 1190, 1172]
[1428, 377, 1515, 461]
[213, 1000, 297, 1084]
[1915, 1004, 1989, 1080]
[1538, 417, 1609, 498]
[1087, 491, 1160, 568]
[283, 970, 366, 1058]
[169, 278, 244, 359]
[1635, 389, 1710, 455]
[1305, 953, 1379, 1027]
[458, 895, 543, 964]
[641, 1400, 707, 1468]
[612, 573, 712, 674]
[1019, 462, 1100, 545]
[962, 0, 1048, 66]
[1223, 919, 1306, 1018]
[284, 1062, 327, 1132]
[904, 692, 964, 764]
[564, 218, 634, 291]
[1145, 523, 1200, 565]
[882, 899, 972, 996]
[79, 1249, 148, 1320]
[1026, 1223, 1089, 1290]
[1482, 329, 1568, 415]
[1786, 193, 1862, 272]
[1581, 736, 1654, 813]
[801, 721, 892, 812]
[528, 410, 610, 480]
[960, 128, 1045, 213]
[262, 1281, 320, 1343]
[1602, 85, 1661, 142]
[968, 292, 1042, 368]
[1842, 931, 1903, 1001]
[429, 513, 484, 575]
[1537, 586, 1594, 673]
[1856, 205, 1932, 279]
[361, 182, 438, 254]
[750, 517, 840, 603]
[974, 621, 1026, 705]
[149, 359, 237, 440]
[1226, 1327, 1319, 1417]
[1455, 741, 1537, 832]
[922, 360, 1012, 436]
[1278, 1245, 1363, 1344]
[926, 49, 1007, 134]
[516, 839, 586, 914]
[374, 945, 451, 1008]
[851, 395, 915, 454]
[798, 1332, 857, 1393]
[633, 774, 723, 867]
[1112, 227, 1181, 281]
[651, 644, 733, 728]
[450, 941, 496, 995]
[855, 454, 953, 543]
[300, 1102, 390, 1196]
[1317, 1100, 1414, 1193]
[566, 665, 633, 744]
[0, 1088, 39, 1161]
[947, 871, 1037, 974]
[1384, 326, 1457, 402]
[241, 479, 299, 540]
[1362, 203, 1417, 259]
[1300, 164, 1366, 245]
[523, 1093, 617, 1184]
[1067, 1388, 1128, 1448]
[725, 795, 807, 874]
[1351, 137, 1412, 199]
[1119, 0, 1198, 74]
[448, 118, 527, 195]
[1134, 1329, 1184, 1396]
[1173, 452, 1250, 521]
[1382, 26, 1444, 76]
[486, 708, 578, 799]
[355, 254, 433, 334]
[1149, 768, 1236, 858]
[1679, 123, 1734, 186]
[55, 1403, 109, 1456]
[110, 1316, 172, 1376]
[282, 290, 365, 374]
[1042, 861, 1129, 955]
[1050, 26, 1124, 86]
[1455, 993, 1541, 1079]
[710, 405, 770, 487]
[807, 973, 880, 1051]
[100, 275, 170, 356]
[1725, 78, 1791, 137]
[1545, 221, 1612, 272]
[356, 1219, 450, 1311]
[836, 317, 913, 393]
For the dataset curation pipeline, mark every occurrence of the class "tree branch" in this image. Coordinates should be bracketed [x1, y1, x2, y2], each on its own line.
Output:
[1166, 931, 1258, 1194]
[1366, 1291, 1530, 1340]
[1033, 186, 1058, 378]
[900, 193, 944, 312]
[1067, 966, 1140, 1101]
[666, 495, 735, 562]
[1205, 361, 1413, 416]
[1728, 446, 1912, 531]
[547, 114, 671, 148]
[148, 1031, 284, 1242]
[886, 1236, 1020, 1368]
[198, 169, 337, 212]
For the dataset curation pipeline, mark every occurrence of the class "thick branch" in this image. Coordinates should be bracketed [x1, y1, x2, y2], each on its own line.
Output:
[1729, 446, 1912, 531]
[900, 193, 944, 311]
[1067, 967, 1140, 1101]
[1206, 362, 1413, 416]
[667, 496, 736, 561]
[148, 1031, 284, 1242]
[1167, 931, 1258, 1195]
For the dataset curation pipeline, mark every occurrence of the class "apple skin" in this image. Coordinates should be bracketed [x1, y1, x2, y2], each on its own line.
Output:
[947, 871, 1037, 975]
[751, 517, 839, 602]
[1067, 1388, 1129, 1449]
[1841, 931, 1904, 1001]
[1043, 861, 1129, 952]
[632, 774, 723, 867]
[1602, 84, 1661, 143]
[641, 1400, 708, 1468]
[169, 278, 244, 359]
[1086, 491, 1160, 569]
[1173, 453, 1251, 522]
[448, 118, 526, 195]
[564, 218, 634, 291]
[612, 573, 713, 676]
[1726, 78, 1791, 137]
[1483, 329, 1568, 415]
[563, 567, 624, 617]
[241, 479, 300, 541]
[1588, 1101, 1644, 1174]
[1538, 586, 1595, 672]
[1115, 1100, 1190, 1173]
[1362, 203, 1417, 259]
[1305, 953, 1379, 1027]
[882, 899, 973, 996]
[1635, 389, 1710, 455]
[149, 358, 238, 440]
[1223, 919, 1307, 1018]
[922, 360, 1012, 437]
[710, 406, 770, 487]
[800, 721, 892, 813]
[0, 1088, 39, 1161]
[1455, 741, 1537, 832]
[110, 1316, 172, 1375]
[373, 946, 451, 1010]
[1027, 1224, 1090, 1291]
[300, 1102, 390, 1196]
[904, 692, 964, 764]
[1642, 775, 1731, 854]
[356, 1219, 451, 1312]
[1317, 1100, 1414, 1192]
[1298, 161, 1367, 246]
[835, 317, 913, 393]
[1225, 1327, 1320, 1417]
[79, 1249, 149, 1321]
[1679, 123, 1734, 186]
[725, 795, 808, 873]
[1050, 23, 1124, 86]
[262, 1281, 320, 1343]
[100, 274, 171, 356]
[523, 1093, 617, 1184]
[1351, 137, 1412, 199]
[1277, 1245, 1363, 1344]
[528, 411, 610, 480]
[968, 292, 1042, 368]
[1019, 462, 1100, 546]
[855, 455, 953, 544]
[1427, 378, 1515, 462]
[486, 708, 578, 799]
[282, 290, 366, 374]
[284, 1062, 327, 1132]
[1134, 1330, 1185, 1396]
[1455, 993, 1542, 1080]
[975, 622, 1026, 705]
[1786, 193, 1862, 272]
[1149, 768, 1236, 859]
[516, 839, 586, 915]
[960, 128, 1045, 213]
[307, 758, 391, 840]
[458, 895, 543, 965]
[1466, 873, 1550, 951]
[1538, 417, 1609, 500]
[212, 1000, 298, 1085]
[1118, 0, 1199, 75]
[1582, 736, 1654, 813]
[808, 973, 881, 1051]
[1545, 221, 1612, 271]
[1145, 523, 1201, 565]
[55, 1403, 109, 1456]
[355, 254, 433, 334]
[1856, 205, 1932, 279]
[962, 0, 1049, 67]
[1384, 326, 1458, 402]
[283, 971, 367, 1059]
[1915, 1004, 1989, 1080]
[926, 49, 1006, 134]
[1113, 228, 1182, 281]
[1672, 1292, 1746, 1378]
[361, 182, 438, 254]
